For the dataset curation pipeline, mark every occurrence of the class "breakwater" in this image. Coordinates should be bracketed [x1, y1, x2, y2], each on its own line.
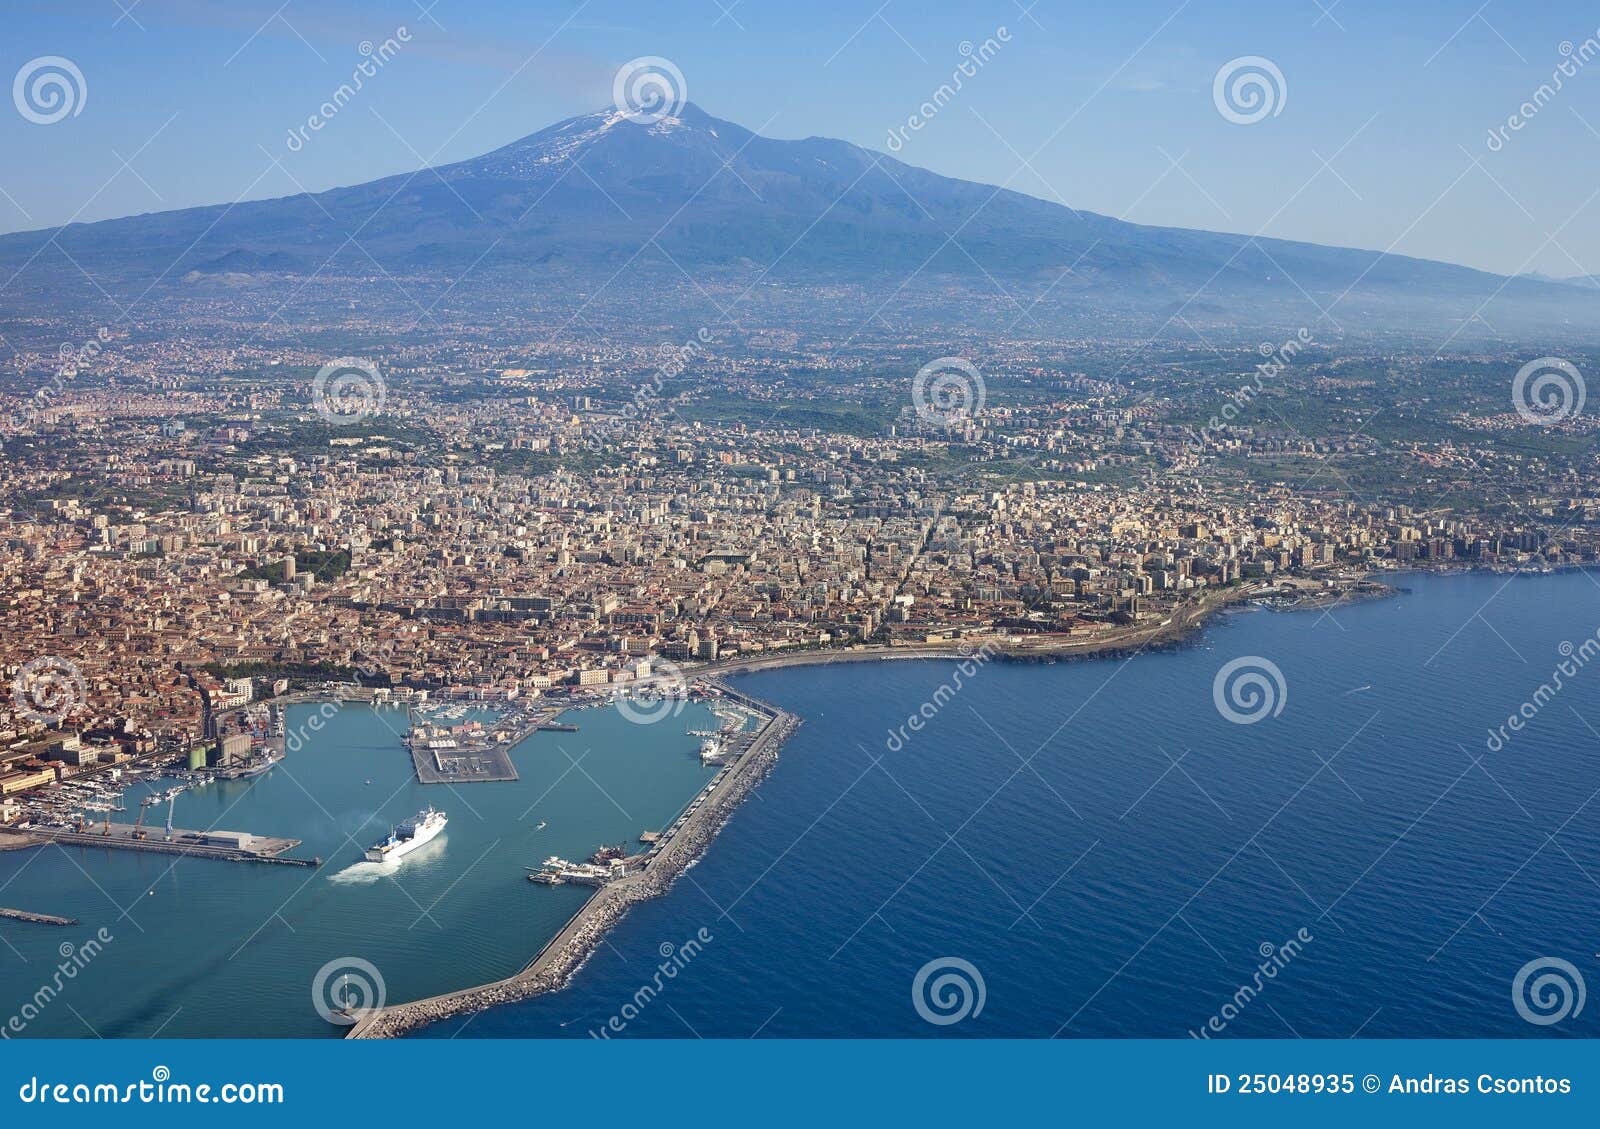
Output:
[0, 907, 77, 926]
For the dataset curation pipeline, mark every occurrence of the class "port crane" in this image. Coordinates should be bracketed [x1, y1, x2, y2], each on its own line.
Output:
[159, 786, 182, 841]
[132, 795, 159, 840]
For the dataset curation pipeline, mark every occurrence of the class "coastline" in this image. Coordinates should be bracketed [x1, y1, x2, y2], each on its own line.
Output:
[696, 575, 1394, 677]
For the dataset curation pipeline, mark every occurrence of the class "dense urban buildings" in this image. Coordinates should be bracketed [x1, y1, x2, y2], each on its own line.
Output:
[4, 311, 1596, 782]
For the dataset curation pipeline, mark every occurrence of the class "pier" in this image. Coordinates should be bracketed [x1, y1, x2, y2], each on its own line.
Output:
[409, 739, 518, 784]
[406, 705, 572, 784]
[0, 823, 316, 866]
[0, 907, 78, 926]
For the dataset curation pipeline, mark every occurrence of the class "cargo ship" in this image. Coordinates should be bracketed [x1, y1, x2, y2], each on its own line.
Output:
[365, 807, 447, 863]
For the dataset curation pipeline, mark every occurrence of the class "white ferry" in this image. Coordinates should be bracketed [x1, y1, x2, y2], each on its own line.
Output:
[365, 807, 447, 863]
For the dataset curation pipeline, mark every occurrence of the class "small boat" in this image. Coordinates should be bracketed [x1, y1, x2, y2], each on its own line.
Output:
[535, 820, 547, 830]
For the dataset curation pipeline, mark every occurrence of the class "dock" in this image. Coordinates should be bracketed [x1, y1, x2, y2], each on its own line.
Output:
[405, 705, 579, 785]
[1, 823, 317, 867]
[0, 907, 78, 926]
[409, 739, 518, 784]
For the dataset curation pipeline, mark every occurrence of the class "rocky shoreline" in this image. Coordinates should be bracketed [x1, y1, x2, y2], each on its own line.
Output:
[346, 697, 797, 1039]
[704, 577, 1397, 677]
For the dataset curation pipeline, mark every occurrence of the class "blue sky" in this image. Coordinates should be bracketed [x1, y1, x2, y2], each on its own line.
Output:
[4, 0, 1600, 277]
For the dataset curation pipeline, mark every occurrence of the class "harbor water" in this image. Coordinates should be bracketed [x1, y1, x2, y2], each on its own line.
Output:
[0, 700, 720, 1037]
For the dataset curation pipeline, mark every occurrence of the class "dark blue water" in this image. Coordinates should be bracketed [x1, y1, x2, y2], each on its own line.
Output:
[428, 570, 1600, 1038]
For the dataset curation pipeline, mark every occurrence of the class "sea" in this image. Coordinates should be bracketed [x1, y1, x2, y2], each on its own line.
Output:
[424, 569, 1600, 1038]
[3, 570, 1598, 1039]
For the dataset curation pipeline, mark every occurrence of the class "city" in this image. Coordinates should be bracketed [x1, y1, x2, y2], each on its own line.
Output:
[1, 1, 1599, 1122]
